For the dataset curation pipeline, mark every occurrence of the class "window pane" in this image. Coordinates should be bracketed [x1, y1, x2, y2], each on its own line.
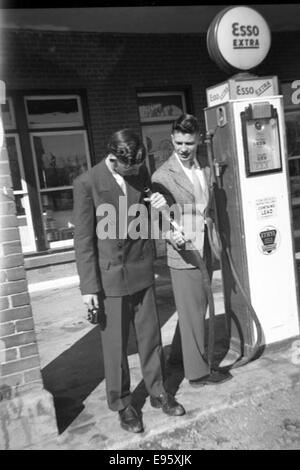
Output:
[41, 190, 74, 244]
[25, 96, 83, 128]
[6, 135, 22, 191]
[32, 132, 89, 189]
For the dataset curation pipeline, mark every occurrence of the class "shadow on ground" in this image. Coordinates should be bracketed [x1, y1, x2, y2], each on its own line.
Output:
[41, 261, 234, 435]
[41, 261, 178, 434]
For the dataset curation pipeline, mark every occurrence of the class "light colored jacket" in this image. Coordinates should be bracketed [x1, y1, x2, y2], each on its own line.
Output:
[152, 152, 212, 269]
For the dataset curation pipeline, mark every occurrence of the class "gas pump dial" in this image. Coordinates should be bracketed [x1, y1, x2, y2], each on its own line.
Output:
[241, 102, 282, 177]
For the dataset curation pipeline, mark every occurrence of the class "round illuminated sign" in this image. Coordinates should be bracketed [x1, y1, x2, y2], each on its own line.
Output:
[207, 6, 271, 73]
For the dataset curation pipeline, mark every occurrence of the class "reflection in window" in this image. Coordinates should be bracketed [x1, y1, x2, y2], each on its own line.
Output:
[41, 190, 74, 244]
[32, 132, 88, 189]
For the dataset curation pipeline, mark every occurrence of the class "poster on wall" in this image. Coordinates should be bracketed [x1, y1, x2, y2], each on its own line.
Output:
[138, 92, 186, 123]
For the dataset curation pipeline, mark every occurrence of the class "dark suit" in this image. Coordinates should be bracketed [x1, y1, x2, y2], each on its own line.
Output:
[73, 159, 165, 411]
[152, 152, 213, 381]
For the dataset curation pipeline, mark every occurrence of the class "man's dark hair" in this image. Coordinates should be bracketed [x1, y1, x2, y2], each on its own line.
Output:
[108, 129, 146, 165]
[172, 114, 200, 135]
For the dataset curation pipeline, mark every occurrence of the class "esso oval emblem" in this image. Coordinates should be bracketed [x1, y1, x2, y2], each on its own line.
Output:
[207, 6, 271, 73]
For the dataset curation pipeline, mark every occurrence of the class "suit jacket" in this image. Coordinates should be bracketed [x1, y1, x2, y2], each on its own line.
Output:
[152, 152, 213, 269]
[73, 159, 155, 296]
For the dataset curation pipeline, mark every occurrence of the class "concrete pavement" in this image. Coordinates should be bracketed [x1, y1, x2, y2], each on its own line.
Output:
[25, 258, 300, 450]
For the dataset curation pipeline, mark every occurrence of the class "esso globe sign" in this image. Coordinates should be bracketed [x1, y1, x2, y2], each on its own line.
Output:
[207, 6, 271, 72]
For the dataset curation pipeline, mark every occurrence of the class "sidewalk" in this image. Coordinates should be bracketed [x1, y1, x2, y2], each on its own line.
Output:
[26, 258, 300, 450]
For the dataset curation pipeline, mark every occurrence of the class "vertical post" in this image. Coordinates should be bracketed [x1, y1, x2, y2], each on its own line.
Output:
[0, 82, 58, 449]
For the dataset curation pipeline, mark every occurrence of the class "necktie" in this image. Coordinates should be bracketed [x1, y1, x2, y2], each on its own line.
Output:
[191, 165, 207, 214]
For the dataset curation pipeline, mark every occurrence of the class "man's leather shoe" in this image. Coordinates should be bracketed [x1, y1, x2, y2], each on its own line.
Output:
[118, 404, 143, 433]
[189, 370, 232, 388]
[150, 392, 186, 416]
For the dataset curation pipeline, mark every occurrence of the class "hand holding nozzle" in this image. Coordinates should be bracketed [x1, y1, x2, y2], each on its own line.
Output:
[144, 187, 186, 247]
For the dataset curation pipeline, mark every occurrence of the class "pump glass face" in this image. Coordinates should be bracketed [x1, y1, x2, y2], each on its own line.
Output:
[242, 114, 282, 177]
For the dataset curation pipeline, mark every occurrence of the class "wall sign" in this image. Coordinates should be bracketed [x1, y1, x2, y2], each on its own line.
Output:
[281, 80, 300, 108]
[207, 6, 271, 72]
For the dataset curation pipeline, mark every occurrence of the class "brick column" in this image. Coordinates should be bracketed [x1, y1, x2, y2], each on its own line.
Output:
[0, 83, 58, 449]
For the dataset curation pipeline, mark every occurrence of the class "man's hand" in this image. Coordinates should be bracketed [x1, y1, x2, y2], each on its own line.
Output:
[144, 192, 167, 210]
[171, 228, 186, 247]
[165, 228, 185, 248]
[82, 293, 107, 329]
[82, 294, 99, 310]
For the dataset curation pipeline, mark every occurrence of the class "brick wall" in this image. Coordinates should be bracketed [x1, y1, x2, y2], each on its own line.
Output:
[3, 29, 300, 163]
[2, 30, 227, 163]
[0, 138, 42, 392]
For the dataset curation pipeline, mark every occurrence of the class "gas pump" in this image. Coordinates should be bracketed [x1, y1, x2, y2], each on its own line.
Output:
[204, 6, 300, 360]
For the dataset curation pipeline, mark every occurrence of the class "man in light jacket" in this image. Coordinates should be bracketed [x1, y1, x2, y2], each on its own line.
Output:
[152, 114, 232, 387]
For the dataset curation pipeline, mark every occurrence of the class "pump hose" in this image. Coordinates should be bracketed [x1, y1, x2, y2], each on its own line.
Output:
[205, 130, 263, 370]
[206, 217, 263, 370]
[145, 186, 216, 368]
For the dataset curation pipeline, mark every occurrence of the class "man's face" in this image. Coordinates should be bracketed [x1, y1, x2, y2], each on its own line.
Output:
[171, 131, 199, 165]
[110, 157, 141, 176]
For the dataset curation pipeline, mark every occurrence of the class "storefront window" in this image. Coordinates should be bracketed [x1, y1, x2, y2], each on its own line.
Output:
[31, 131, 89, 189]
[26, 95, 91, 250]
[2, 92, 92, 253]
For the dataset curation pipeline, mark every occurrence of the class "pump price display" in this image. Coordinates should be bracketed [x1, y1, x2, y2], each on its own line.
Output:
[246, 118, 281, 173]
[241, 103, 283, 177]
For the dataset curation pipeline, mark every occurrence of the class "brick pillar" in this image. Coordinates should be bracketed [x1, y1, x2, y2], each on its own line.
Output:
[0, 83, 58, 449]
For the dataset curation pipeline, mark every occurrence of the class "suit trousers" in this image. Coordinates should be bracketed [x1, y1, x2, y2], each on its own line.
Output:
[170, 267, 210, 381]
[100, 285, 165, 411]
